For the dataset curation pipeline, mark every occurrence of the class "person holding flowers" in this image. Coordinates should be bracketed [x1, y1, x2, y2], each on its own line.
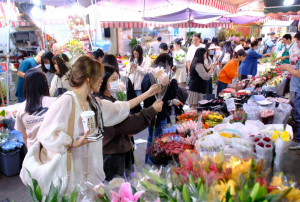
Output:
[172, 38, 187, 87]
[94, 65, 163, 181]
[142, 56, 178, 164]
[187, 48, 214, 109]
[126, 45, 149, 96]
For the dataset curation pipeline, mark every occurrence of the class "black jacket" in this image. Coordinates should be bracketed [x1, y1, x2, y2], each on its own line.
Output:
[127, 78, 142, 114]
[141, 73, 178, 122]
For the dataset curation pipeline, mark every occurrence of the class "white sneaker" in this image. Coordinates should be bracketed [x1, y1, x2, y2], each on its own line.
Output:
[289, 141, 300, 150]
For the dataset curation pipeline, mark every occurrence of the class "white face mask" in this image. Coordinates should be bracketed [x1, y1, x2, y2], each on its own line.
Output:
[108, 80, 119, 94]
[45, 64, 51, 70]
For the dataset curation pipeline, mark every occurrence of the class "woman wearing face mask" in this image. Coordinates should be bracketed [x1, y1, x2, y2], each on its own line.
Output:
[125, 45, 149, 96]
[239, 40, 271, 80]
[102, 54, 142, 114]
[41, 51, 56, 87]
[94, 65, 163, 181]
[31, 55, 159, 198]
[49, 53, 73, 97]
[205, 43, 220, 94]
[187, 48, 214, 109]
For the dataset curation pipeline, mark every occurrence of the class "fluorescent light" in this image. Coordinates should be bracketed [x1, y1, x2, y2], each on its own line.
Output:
[168, 27, 172, 31]
[284, 0, 294, 6]
[32, 0, 41, 5]
[104, 0, 111, 6]
[31, 6, 42, 18]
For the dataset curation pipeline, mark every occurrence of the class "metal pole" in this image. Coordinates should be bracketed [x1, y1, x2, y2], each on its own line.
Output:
[41, 4, 47, 50]
[94, 0, 97, 48]
[6, 0, 11, 106]
[188, 9, 191, 40]
[141, 0, 145, 46]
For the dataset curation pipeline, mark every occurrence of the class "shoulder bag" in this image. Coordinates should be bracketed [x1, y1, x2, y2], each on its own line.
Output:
[20, 94, 76, 195]
[54, 77, 68, 97]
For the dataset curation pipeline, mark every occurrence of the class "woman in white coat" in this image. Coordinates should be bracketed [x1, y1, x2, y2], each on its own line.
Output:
[24, 55, 158, 199]
[126, 45, 149, 96]
[172, 38, 187, 86]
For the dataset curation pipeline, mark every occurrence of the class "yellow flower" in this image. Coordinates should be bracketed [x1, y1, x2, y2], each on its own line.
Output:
[215, 180, 236, 201]
[271, 175, 283, 187]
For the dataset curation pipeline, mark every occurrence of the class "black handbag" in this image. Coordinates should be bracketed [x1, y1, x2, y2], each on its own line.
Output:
[54, 77, 67, 97]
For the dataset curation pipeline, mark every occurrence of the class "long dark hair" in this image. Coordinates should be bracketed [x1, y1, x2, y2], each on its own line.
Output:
[52, 53, 70, 78]
[205, 42, 214, 60]
[130, 45, 143, 66]
[41, 51, 55, 73]
[92, 49, 105, 60]
[24, 69, 50, 114]
[192, 48, 208, 71]
[101, 54, 118, 68]
[203, 38, 210, 45]
[99, 65, 119, 94]
[212, 37, 219, 46]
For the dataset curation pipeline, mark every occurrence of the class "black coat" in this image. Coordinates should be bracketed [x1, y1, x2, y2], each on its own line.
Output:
[141, 73, 178, 122]
[127, 78, 141, 114]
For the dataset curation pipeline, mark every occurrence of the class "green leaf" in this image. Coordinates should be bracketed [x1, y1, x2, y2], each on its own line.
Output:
[198, 183, 204, 199]
[143, 169, 164, 185]
[250, 183, 260, 202]
[0, 110, 5, 117]
[35, 185, 43, 202]
[261, 185, 268, 197]
[188, 174, 197, 194]
[204, 166, 210, 174]
[239, 187, 244, 201]
[27, 184, 36, 202]
[226, 186, 232, 201]
[196, 178, 202, 191]
[182, 184, 191, 202]
[71, 186, 78, 202]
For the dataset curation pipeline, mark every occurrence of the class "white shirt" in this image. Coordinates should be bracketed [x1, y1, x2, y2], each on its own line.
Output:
[15, 96, 55, 150]
[277, 42, 300, 58]
[149, 41, 162, 55]
[49, 74, 73, 97]
[37, 91, 130, 193]
[125, 56, 149, 90]
[255, 44, 264, 55]
[186, 44, 205, 62]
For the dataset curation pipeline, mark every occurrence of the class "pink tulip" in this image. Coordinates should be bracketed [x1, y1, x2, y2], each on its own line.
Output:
[229, 37, 233, 41]
[119, 82, 126, 92]
[111, 182, 144, 202]
[232, 36, 236, 40]
[235, 37, 240, 42]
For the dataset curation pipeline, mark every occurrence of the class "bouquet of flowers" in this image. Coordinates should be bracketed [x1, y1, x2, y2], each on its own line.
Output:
[116, 76, 128, 101]
[174, 52, 186, 63]
[202, 111, 224, 129]
[149, 67, 169, 100]
[230, 108, 247, 124]
[176, 110, 200, 123]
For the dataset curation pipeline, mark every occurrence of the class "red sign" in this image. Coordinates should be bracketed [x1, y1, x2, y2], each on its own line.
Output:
[0, 63, 7, 71]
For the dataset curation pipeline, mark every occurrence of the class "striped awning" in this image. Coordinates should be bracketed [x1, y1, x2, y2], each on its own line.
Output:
[254, 16, 290, 23]
[289, 15, 300, 20]
[0, 21, 30, 28]
[191, 0, 237, 14]
[100, 21, 232, 29]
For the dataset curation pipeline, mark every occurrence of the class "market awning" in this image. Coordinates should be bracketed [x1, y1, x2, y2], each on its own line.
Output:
[0, 2, 30, 28]
[100, 21, 232, 29]
[0, 20, 29, 28]
[218, 11, 265, 24]
[143, 8, 224, 23]
[254, 16, 289, 23]
[264, 0, 300, 15]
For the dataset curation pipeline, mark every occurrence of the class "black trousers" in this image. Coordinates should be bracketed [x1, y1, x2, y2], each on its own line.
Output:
[206, 77, 213, 94]
[241, 75, 248, 80]
[103, 149, 133, 181]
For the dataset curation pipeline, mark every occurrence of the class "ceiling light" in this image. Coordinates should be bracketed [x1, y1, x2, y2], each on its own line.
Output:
[168, 27, 172, 31]
[284, 0, 294, 6]
[104, 0, 111, 6]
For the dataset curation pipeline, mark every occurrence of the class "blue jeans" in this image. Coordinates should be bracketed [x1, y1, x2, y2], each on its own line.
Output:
[291, 92, 300, 141]
[145, 118, 167, 164]
[135, 90, 142, 96]
[217, 81, 228, 96]
[18, 97, 25, 103]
